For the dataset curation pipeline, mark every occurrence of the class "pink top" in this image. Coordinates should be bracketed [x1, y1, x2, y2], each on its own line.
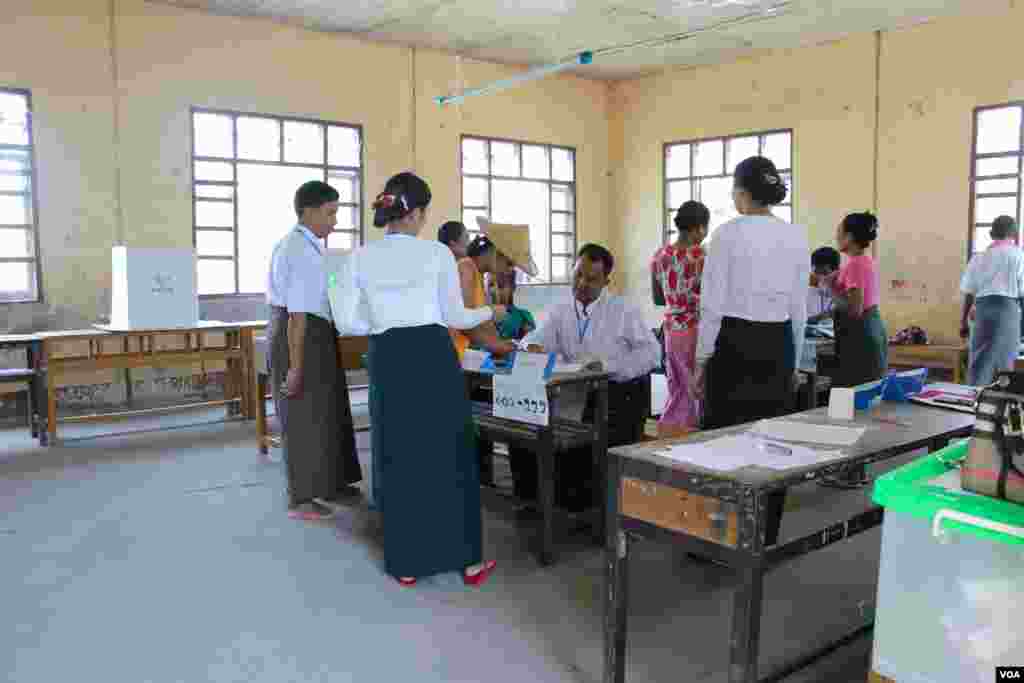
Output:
[836, 254, 880, 311]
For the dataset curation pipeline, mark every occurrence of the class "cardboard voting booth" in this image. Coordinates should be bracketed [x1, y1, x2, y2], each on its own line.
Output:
[109, 247, 199, 330]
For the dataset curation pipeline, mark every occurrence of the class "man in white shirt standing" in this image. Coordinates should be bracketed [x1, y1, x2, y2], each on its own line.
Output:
[267, 181, 362, 521]
[516, 243, 660, 511]
[960, 215, 1024, 385]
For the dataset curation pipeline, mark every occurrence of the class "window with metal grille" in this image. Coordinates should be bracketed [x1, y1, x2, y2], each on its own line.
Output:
[191, 108, 363, 295]
[0, 89, 42, 303]
[969, 104, 1024, 256]
[460, 135, 577, 283]
[663, 130, 793, 243]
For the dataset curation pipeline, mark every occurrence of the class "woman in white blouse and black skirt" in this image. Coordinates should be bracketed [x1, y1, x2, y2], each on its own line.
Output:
[334, 172, 502, 588]
[693, 156, 810, 547]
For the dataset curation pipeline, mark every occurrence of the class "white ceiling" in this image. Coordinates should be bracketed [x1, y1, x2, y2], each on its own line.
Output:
[154, 0, 1009, 79]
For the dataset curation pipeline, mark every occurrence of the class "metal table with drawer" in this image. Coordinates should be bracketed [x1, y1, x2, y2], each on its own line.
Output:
[467, 369, 609, 566]
[602, 403, 974, 683]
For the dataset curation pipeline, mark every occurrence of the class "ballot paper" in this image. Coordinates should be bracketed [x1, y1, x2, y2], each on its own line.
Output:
[656, 434, 845, 471]
[553, 361, 585, 374]
[461, 349, 489, 372]
[511, 351, 550, 382]
[749, 419, 867, 447]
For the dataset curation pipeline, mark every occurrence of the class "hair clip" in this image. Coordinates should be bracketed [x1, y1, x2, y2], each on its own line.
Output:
[400, 195, 409, 211]
[763, 173, 779, 185]
[373, 193, 396, 210]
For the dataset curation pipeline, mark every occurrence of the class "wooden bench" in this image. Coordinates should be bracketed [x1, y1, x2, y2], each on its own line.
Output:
[0, 367, 39, 437]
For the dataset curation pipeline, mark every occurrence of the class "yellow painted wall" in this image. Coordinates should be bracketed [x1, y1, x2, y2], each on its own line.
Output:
[877, 4, 1024, 343]
[413, 50, 612, 250]
[610, 3, 1022, 344]
[0, 0, 118, 318]
[0, 0, 610, 323]
[4, 0, 1024, 349]
[610, 35, 879, 326]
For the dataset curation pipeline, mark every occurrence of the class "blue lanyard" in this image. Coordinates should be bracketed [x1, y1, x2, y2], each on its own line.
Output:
[573, 301, 591, 344]
[295, 226, 322, 254]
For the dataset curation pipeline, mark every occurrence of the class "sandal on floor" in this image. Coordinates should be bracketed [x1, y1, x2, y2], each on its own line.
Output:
[463, 560, 497, 587]
[288, 501, 335, 521]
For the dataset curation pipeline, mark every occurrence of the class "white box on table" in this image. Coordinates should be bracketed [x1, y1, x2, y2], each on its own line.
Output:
[109, 247, 198, 330]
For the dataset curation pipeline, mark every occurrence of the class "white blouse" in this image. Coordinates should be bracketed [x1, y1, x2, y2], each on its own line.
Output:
[332, 233, 494, 336]
[696, 214, 810, 367]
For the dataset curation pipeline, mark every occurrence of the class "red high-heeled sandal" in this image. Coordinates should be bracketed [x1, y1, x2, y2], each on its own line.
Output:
[462, 560, 497, 587]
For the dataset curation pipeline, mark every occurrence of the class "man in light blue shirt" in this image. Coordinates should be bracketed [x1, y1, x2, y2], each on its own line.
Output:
[266, 181, 362, 521]
[960, 215, 1024, 385]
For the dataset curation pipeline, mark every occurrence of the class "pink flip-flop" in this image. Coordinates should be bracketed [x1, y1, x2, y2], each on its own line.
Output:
[287, 508, 334, 521]
[463, 560, 497, 587]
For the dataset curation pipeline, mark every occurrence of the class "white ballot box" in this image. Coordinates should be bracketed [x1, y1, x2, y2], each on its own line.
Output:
[109, 247, 199, 330]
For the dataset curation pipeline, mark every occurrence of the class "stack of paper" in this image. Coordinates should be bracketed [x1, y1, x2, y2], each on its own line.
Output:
[750, 420, 867, 447]
[910, 383, 977, 414]
[656, 434, 845, 471]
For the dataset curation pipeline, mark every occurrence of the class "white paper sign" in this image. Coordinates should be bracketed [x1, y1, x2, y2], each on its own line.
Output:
[461, 349, 489, 372]
[510, 351, 549, 382]
[493, 374, 549, 426]
[828, 388, 856, 421]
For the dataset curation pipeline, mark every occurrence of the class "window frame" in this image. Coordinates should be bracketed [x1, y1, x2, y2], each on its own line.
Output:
[190, 106, 364, 297]
[662, 128, 794, 244]
[459, 134, 578, 285]
[968, 102, 1024, 259]
[0, 87, 44, 304]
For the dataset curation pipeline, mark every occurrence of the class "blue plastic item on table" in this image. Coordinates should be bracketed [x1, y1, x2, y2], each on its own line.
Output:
[882, 367, 928, 402]
[853, 378, 887, 409]
[478, 351, 555, 379]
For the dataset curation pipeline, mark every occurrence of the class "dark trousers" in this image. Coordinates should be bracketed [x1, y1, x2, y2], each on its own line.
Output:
[509, 376, 649, 512]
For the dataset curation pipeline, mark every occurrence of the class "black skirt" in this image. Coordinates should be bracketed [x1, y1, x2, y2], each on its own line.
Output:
[703, 316, 793, 547]
[368, 324, 482, 579]
[833, 307, 888, 388]
[704, 317, 794, 431]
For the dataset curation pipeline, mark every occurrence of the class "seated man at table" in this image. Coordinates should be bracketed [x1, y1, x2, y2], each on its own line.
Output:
[511, 243, 660, 512]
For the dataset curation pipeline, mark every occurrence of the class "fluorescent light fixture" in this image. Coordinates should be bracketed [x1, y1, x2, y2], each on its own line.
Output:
[436, 51, 593, 106]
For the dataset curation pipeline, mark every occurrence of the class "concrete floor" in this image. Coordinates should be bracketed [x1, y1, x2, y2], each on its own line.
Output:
[0, 404, 892, 683]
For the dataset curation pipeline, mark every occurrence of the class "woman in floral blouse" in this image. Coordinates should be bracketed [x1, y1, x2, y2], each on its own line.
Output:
[651, 200, 710, 433]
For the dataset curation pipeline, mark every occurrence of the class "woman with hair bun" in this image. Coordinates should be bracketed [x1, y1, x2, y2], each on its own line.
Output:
[828, 211, 887, 389]
[651, 200, 709, 434]
[693, 156, 809, 549]
[818, 211, 887, 488]
[333, 172, 500, 588]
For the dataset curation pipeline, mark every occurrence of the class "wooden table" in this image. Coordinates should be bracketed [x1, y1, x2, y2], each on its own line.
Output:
[808, 340, 967, 386]
[37, 321, 264, 445]
[466, 369, 609, 566]
[887, 344, 966, 383]
[603, 403, 974, 683]
[0, 333, 43, 437]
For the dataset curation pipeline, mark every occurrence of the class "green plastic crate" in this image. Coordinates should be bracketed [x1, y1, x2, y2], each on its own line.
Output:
[872, 440, 1024, 546]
